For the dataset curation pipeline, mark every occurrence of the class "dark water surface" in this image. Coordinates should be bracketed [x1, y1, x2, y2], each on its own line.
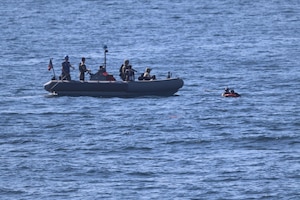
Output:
[1, 0, 299, 199]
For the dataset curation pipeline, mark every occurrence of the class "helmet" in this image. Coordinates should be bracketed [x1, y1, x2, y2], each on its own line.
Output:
[64, 55, 69, 60]
[146, 67, 152, 72]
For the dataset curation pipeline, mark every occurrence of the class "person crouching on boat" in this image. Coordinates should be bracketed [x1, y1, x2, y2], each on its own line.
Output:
[94, 66, 107, 80]
[61, 55, 74, 81]
[142, 67, 156, 80]
[79, 57, 90, 81]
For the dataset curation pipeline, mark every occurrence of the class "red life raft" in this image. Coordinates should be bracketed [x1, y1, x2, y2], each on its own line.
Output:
[222, 92, 240, 97]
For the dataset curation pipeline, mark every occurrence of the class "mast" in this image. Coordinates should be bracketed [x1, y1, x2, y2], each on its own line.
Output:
[103, 45, 108, 68]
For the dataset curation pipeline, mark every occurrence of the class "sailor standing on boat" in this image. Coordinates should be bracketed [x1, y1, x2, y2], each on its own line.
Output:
[119, 59, 132, 81]
[61, 55, 74, 81]
[79, 57, 90, 81]
[124, 65, 137, 81]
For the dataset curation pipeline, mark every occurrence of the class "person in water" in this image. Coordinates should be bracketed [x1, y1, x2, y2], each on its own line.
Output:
[79, 57, 90, 81]
[222, 87, 240, 97]
[224, 87, 236, 94]
[119, 59, 132, 81]
[61, 55, 74, 81]
[224, 87, 230, 94]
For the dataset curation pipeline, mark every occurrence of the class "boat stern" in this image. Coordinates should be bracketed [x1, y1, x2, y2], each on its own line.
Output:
[44, 80, 54, 92]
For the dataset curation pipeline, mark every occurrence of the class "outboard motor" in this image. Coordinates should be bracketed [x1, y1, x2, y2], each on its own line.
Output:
[167, 71, 172, 79]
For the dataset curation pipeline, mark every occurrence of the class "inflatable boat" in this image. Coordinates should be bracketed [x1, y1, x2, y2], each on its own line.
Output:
[44, 78, 184, 97]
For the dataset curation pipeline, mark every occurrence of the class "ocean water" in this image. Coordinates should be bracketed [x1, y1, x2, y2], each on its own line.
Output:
[0, 0, 299, 199]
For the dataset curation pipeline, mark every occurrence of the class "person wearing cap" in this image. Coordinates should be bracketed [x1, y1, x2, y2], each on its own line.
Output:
[78, 57, 90, 81]
[61, 55, 74, 81]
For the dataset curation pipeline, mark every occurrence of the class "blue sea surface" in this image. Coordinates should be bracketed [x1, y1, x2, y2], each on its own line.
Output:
[0, 0, 299, 199]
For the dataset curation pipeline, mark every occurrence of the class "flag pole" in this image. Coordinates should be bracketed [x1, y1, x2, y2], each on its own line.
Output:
[48, 58, 56, 79]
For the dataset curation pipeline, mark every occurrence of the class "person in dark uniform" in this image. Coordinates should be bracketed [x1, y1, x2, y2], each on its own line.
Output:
[79, 57, 90, 81]
[61, 55, 74, 81]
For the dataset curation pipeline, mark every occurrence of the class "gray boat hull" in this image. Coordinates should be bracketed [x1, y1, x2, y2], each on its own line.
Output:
[44, 78, 184, 97]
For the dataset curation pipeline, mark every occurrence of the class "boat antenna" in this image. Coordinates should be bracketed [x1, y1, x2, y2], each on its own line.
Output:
[103, 45, 108, 68]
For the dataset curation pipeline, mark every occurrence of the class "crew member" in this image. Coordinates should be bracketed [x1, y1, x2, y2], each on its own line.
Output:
[61, 55, 74, 81]
[79, 57, 90, 81]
